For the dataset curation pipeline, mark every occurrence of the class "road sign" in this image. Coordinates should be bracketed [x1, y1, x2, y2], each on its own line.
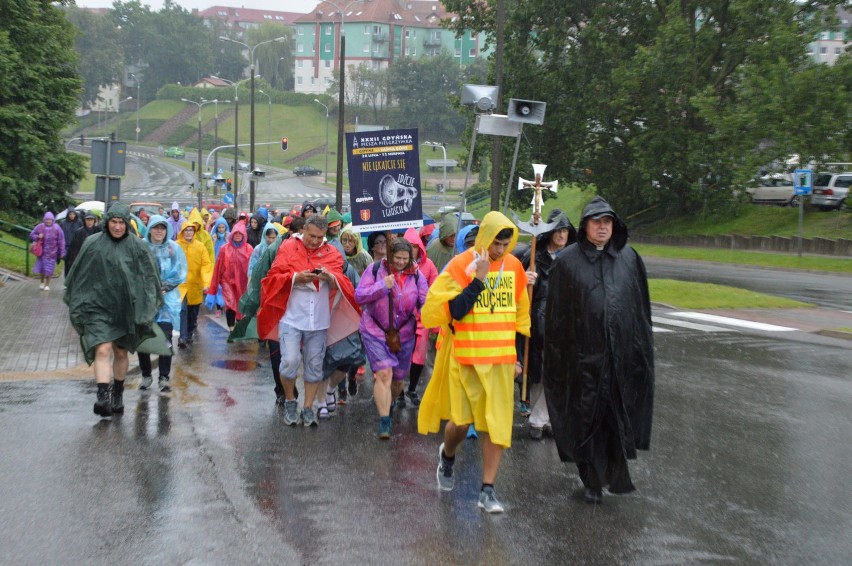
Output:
[794, 169, 813, 195]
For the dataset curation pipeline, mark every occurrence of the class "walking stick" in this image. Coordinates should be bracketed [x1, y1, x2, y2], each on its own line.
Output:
[511, 164, 559, 402]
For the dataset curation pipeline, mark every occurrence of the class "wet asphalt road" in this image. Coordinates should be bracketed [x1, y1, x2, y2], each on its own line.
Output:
[1, 315, 850, 564]
[644, 257, 852, 311]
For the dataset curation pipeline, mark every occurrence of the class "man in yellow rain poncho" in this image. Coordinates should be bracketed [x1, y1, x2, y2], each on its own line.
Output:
[418, 211, 530, 514]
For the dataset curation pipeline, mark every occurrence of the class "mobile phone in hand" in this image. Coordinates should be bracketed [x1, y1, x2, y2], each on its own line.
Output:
[311, 268, 322, 274]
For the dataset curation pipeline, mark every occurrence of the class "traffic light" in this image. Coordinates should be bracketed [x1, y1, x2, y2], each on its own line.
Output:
[281, 137, 289, 151]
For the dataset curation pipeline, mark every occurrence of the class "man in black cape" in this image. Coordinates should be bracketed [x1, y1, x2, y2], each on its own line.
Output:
[543, 195, 654, 504]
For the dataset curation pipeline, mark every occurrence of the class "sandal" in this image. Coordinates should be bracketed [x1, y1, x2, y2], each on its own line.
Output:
[325, 391, 337, 412]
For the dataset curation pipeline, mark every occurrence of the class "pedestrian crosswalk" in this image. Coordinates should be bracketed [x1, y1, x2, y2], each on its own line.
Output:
[652, 312, 799, 334]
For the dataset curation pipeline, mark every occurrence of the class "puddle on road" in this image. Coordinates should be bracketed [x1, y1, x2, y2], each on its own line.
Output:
[211, 359, 258, 372]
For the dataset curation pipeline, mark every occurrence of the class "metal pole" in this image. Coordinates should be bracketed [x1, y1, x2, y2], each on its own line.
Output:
[336, 31, 346, 211]
[135, 75, 141, 143]
[314, 99, 330, 184]
[213, 100, 219, 175]
[249, 62, 256, 213]
[502, 128, 523, 214]
[461, 115, 481, 212]
[197, 109, 203, 209]
[267, 96, 271, 165]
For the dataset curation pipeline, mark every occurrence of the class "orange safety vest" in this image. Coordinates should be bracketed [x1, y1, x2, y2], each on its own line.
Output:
[446, 251, 527, 365]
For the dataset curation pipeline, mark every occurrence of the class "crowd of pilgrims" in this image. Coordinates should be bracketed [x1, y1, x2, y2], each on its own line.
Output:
[49, 200, 572, 439]
[50, 192, 657, 510]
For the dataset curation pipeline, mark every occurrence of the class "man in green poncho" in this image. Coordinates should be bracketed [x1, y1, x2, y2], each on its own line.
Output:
[64, 202, 163, 418]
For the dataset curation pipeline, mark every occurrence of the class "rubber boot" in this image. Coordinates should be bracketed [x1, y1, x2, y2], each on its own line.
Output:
[111, 380, 125, 414]
[93, 384, 113, 417]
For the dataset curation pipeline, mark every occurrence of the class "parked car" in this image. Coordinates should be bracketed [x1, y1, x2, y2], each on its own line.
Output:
[129, 202, 164, 217]
[289, 204, 303, 217]
[746, 174, 800, 207]
[811, 172, 852, 210]
[164, 146, 185, 158]
[293, 165, 322, 177]
[201, 200, 229, 213]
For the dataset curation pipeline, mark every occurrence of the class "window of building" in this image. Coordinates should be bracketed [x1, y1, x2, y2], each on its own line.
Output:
[298, 44, 304, 53]
[469, 48, 477, 57]
[325, 25, 332, 36]
[297, 60, 304, 68]
[455, 47, 461, 57]
[405, 29, 410, 38]
[325, 60, 331, 68]
[364, 25, 370, 35]
[373, 25, 382, 35]
[311, 77, 316, 85]
[835, 47, 842, 54]
[363, 43, 370, 53]
[411, 47, 416, 56]
[298, 27, 304, 35]
[820, 47, 827, 54]
[297, 76, 303, 85]
[325, 44, 331, 52]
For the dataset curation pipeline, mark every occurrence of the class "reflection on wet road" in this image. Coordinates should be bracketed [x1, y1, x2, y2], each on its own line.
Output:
[1, 317, 850, 563]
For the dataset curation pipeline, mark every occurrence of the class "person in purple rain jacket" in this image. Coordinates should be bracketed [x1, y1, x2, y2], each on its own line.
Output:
[30, 211, 65, 291]
[355, 238, 428, 440]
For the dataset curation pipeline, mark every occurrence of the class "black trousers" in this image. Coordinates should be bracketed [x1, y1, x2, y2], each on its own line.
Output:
[138, 322, 174, 378]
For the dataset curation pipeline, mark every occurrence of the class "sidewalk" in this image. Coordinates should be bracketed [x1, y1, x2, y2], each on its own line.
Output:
[0, 273, 93, 380]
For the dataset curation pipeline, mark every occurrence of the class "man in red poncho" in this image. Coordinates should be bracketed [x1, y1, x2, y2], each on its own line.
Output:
[257, 215, 361, 427]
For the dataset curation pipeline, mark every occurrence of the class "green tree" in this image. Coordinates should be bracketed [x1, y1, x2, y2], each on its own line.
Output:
[112, 0, 214, 96]
[443, 0, 850, 216]
[64, 7, 124, 108]
[0, 0, 85, 216]
[244, 23, 294, 89]
[386, 52, 466, 140]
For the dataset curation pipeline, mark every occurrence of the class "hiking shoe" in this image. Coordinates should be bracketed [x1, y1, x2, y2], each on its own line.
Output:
[348, 377, 358, 396]
[395, 393, 406, 410]
[337, 389, 348, 405]
[177, 339, 187, 349]
[302, 407, 318, 427]
[529, 426, 544, 440]
[283, 400, 300, 426]
[139, 375, 153, 390]
[405, 390, 421, 406]
[159, 376, 171, 393]
[378, 416, 392, 440]
[93, 388, 113, 418]
[478, 486, 505, 514]
[111, 381, 125, 414]
[436, 443, 455, 491]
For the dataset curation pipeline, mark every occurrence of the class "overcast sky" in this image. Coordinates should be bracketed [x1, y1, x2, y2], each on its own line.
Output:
[73, 1, 317, 13]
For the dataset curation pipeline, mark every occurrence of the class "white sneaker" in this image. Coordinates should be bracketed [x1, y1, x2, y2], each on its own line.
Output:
[39, 283, 45, 290]
[43, 285, 50, 291]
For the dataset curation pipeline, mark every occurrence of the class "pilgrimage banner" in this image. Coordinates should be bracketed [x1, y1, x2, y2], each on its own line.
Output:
[346, 128, 423, 232]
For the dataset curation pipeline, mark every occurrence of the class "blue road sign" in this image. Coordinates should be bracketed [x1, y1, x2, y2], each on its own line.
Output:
[794, 169, 813, 195]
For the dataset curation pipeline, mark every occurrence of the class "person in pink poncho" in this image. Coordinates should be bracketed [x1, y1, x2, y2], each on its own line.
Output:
[205, 221, 253, 331]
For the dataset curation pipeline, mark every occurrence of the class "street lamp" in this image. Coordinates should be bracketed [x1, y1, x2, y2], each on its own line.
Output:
[314, 99, 330, 184]
[322, 0, 370, 211]
[219, 35, 287, 212]
[130, 73, 141, 143]
[181, 98, 218, 208]
[211, 75, 251, 212]
[202, 98, 230, 176]
[422, 141, 448, 207]
[258, 90, 272, 165]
